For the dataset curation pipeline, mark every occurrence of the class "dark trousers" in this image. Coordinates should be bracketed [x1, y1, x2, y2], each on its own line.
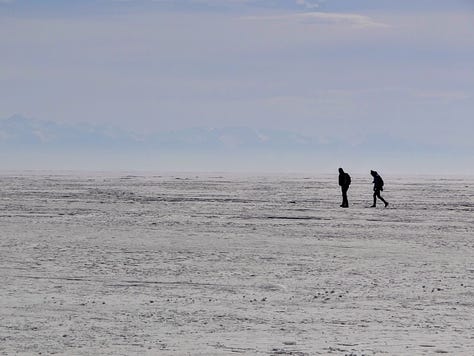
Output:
[373, 189, 387, 206]
[341, 186, 349, 207]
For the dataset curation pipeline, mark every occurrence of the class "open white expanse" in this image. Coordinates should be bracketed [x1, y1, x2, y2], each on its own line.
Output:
[1, 173, 473, 355]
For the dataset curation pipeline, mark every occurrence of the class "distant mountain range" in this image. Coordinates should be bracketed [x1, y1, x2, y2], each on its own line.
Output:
[0, 115, 329, 152]
[0, 114, 431, 154]
[1, 115, 467, 172]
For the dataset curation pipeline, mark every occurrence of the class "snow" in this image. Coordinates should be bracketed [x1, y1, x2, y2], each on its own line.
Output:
[1, 173, 473, 355]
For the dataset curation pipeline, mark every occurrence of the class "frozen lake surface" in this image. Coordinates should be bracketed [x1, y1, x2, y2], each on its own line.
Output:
[1, 173, 473, 355]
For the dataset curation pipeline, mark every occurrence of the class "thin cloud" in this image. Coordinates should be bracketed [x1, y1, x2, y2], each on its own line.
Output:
[413, 90, 471, 101]
[149, 0, 265, 6]
[296, 0, 320, 9]
[243, 12, 389, 29]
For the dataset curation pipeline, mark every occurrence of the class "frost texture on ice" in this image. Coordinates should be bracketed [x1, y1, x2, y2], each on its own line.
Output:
[0, 173, 473, 355]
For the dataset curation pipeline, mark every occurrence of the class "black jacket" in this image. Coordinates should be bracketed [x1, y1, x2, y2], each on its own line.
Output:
[339, 172, 351, 187]
[373, 175, 384, 190]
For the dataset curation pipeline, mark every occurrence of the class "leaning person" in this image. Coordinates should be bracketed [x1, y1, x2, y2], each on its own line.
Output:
[370, 170, 388, 208]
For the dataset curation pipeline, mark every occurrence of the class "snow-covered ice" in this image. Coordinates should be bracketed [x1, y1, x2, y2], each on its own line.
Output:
[0, 173, 473, 355]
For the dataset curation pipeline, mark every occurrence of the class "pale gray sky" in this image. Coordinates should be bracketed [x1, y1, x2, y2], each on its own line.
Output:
[1, 0, 474, 172]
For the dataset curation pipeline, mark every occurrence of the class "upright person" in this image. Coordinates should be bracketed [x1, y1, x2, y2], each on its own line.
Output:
[338, 168, 351, 208]
[370, 170, 388, 207]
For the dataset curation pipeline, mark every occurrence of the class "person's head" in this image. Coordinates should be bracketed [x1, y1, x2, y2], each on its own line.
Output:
[338, 168, 344, 174]
[370, 170, 377, 177]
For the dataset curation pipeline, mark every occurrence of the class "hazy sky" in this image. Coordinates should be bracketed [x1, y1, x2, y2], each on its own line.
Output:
[1, 0, 474, 172]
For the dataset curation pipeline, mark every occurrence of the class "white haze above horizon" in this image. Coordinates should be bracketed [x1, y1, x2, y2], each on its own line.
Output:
[1, 0, 473, 174]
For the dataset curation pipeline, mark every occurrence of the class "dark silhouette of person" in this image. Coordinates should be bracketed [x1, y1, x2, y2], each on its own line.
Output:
[338, 168, 351, 208]
[370, 170, 388, 207]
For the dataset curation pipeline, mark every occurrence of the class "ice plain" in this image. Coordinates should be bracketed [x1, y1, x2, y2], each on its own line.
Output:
[0, 172, 473, 355]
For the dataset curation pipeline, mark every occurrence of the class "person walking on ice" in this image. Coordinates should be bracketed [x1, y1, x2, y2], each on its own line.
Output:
[338, 168, 351, 208]
[370, 170, 389, 208]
